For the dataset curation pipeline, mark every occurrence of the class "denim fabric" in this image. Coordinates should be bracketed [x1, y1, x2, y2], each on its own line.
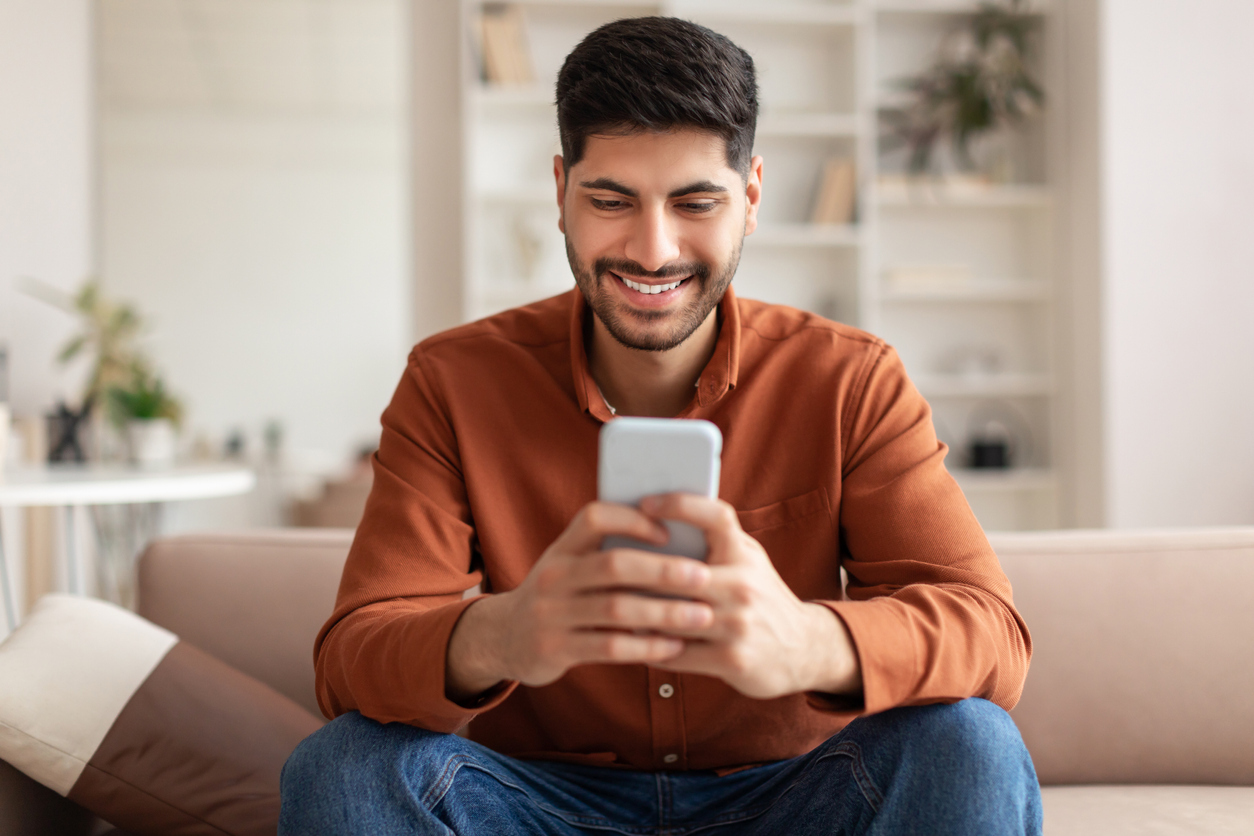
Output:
[280, 698, 1042, 835]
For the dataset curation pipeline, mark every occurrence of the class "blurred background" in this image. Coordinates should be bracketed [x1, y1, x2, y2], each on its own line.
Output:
[1, 0, 1252, 608]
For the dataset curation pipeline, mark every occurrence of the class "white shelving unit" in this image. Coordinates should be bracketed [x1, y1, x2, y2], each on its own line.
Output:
[869, 1, 1057, 530]
[458, 0, 1062, 530]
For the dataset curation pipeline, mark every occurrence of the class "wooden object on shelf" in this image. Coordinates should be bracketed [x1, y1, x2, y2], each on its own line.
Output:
[478, 4, 534, 86]
[810, 158, 857, 225]
[11, 415, 55, 612]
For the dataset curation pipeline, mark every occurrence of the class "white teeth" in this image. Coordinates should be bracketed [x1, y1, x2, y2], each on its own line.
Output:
[621, 276, 684, 294]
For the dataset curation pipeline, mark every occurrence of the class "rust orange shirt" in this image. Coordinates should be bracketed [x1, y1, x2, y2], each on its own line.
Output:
[315, 287, 1031, 772]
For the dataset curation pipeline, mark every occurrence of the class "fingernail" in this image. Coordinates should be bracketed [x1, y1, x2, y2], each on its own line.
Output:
[685, 563, 710, 585]
[682, 605, 709, 626]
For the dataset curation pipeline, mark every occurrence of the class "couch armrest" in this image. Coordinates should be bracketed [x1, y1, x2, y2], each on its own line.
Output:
[137, 528, 351, 719]
[993, 527, 1254, 786]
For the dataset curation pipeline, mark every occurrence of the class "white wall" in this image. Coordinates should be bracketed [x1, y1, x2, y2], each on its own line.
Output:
[98, 0, 410, 475]
[101, 113, 409, 466]
[0, 0, 94, 632]
[0, 0, 94, 416]
[1102, 0, 1254, 526]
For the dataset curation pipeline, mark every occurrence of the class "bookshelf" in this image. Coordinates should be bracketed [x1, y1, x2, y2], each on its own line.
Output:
[458, 0, 1063, 530]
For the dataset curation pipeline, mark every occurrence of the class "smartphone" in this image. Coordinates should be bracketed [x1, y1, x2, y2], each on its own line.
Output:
[597, 417, 723, 560]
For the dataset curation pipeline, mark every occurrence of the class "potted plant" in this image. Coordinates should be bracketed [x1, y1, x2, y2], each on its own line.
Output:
[881, 0, 1044, 178]
[18, 278, 145, 405]
[21, 278, 188, 465]
[109, 365, 184, 468]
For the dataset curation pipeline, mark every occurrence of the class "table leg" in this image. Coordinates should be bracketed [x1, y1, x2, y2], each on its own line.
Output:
[0, 514, 15, 633]
[63, 505, 82, 596]
[89, 505, 112, 604]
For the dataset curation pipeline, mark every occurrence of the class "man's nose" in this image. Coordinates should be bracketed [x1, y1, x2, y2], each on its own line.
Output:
[622, 204, 681, 273]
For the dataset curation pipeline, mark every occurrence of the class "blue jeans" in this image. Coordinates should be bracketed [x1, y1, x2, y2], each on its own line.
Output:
[280, 698, 1041, 835]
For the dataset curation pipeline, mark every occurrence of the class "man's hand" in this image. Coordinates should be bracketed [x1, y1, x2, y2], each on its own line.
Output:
[640, 493, 862, 700]
[445, 502, 717, 702]
[446, 494, 862, 705]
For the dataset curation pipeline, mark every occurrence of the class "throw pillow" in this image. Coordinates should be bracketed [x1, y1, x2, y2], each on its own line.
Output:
[0, 594, 323, 836]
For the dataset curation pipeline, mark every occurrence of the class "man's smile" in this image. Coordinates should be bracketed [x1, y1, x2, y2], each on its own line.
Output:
[608, 270, 693, 307]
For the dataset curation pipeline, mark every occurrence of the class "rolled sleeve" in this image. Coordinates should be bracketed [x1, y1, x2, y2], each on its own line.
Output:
[820, 345, 1031, 715]
[314, 349, 516, 729]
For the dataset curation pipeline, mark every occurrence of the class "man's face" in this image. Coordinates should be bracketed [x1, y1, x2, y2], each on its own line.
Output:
[556, 130, 762, 352]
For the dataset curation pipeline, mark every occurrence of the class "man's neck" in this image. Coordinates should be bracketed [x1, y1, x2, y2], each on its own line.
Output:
[588, 309, 720, 418]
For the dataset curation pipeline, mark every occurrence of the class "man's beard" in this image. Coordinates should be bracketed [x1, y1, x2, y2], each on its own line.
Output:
[565, 238, 741, 352]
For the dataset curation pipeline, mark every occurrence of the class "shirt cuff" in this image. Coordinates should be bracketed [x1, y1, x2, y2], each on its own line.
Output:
[398, 594, 519, 731]
[812, 598, 918, 717]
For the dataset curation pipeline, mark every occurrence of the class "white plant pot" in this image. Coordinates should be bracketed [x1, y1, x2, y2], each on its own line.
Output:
[127, 418, 177, 468]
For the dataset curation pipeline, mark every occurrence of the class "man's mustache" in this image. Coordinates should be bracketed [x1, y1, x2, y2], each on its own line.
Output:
[595, 258, 711, 282]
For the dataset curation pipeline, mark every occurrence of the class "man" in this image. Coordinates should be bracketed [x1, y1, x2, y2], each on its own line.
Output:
[280, 16, 1040, 835]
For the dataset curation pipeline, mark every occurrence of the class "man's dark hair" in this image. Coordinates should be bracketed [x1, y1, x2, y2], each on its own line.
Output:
[556, 17, 758, 176]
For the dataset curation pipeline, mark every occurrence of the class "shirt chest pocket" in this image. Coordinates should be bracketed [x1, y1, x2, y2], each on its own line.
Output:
[735, 488, 840, 599]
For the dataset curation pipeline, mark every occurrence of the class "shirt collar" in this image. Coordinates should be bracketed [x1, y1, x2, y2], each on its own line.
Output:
[569, 284, 741, 421]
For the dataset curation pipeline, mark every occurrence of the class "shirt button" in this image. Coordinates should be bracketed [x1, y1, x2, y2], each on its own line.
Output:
[663, 754, 679, 764]
[658, 684, 675, 698]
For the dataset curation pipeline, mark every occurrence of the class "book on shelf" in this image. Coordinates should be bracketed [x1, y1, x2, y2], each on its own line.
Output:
[810, 158, 856, 225]
[478, 4, 535, 86]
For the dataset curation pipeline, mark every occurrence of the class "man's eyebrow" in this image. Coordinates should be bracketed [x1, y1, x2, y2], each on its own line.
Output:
[578, 178, 637, 198]
[668, 180, 729, 198]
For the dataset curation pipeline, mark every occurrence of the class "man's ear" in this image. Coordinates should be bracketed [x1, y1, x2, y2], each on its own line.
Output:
[743, 155, 764, 236]
[554, 155, 566, 234]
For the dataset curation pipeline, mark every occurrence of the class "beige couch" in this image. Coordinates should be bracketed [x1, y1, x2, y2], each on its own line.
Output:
[2, 526, 1253, 834]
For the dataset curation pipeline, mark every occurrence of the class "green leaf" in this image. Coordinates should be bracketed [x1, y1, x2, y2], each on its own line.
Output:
[107, 365, 183, 426]
[56, 335, 88, 365]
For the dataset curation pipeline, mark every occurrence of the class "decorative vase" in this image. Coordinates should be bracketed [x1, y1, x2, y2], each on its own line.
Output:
[127, 418, 176, 468]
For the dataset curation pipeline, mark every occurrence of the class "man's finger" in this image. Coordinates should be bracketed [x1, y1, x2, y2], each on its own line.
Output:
[563, 548, 711, 595]
[559, 501, 669, 554]
[565, 630, 685, 666]
[649, 640, 728, 678]
[639, 493, 743, 553]
[558, 591, 715, 634]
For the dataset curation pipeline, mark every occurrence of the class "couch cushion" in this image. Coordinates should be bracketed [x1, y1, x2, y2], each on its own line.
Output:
[992, 528, 1254, 785]
[0, 594, 178, 795]
[138, 528, 351, 719]
[0, 759, 94, 836]
[1041, 785, 1254, 835]
[0, 594, 322, 836]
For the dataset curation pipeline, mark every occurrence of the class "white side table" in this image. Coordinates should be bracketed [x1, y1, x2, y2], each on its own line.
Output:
[0, 463, 256, 631]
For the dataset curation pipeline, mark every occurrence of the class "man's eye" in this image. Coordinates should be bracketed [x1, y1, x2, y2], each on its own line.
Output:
[680, 202, 716, 213]
[590, 198, 627, 210]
